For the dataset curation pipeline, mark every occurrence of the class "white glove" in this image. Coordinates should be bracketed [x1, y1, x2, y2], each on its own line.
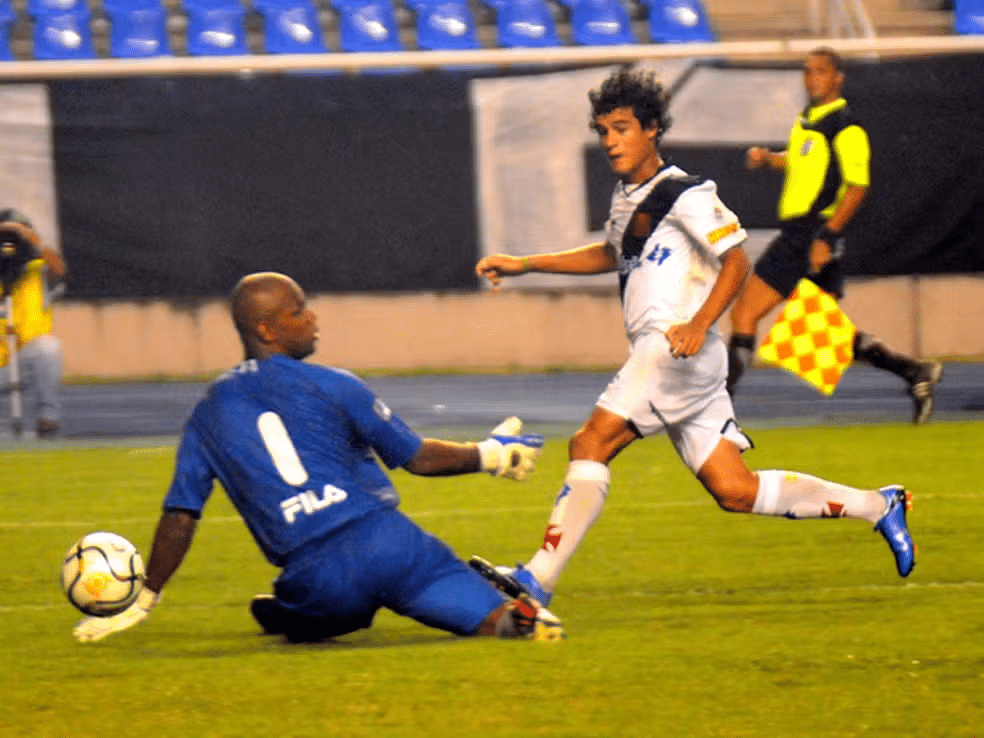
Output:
[74, 588, 160, 643]
[477, 417, 545, 482]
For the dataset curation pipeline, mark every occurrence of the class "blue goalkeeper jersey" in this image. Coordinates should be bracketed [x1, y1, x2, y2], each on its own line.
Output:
[163, 355, 423, 567]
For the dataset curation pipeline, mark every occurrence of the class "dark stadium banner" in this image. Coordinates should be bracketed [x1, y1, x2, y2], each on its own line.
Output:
[48, 56, 984, 299]
[49, 74, 480, 298]
[633, 56, 984, 277]
[841, 54, 984, 275]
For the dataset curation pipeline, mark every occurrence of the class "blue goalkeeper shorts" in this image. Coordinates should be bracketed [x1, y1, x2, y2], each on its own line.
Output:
[272, 508, 507, 637]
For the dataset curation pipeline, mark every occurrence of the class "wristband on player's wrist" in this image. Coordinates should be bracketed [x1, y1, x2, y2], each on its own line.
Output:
[476, 438, 501, 473]
[136, 588, 160, 610]
[520, 256, 533, 273]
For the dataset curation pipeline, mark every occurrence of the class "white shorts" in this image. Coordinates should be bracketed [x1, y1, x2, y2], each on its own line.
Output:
[596, 330, 751, 473]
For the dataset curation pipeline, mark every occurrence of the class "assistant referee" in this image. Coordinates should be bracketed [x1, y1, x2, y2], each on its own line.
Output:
[727, 47, 942, 424]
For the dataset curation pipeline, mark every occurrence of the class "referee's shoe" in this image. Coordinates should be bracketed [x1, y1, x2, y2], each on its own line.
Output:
[909, 361, 943, 425]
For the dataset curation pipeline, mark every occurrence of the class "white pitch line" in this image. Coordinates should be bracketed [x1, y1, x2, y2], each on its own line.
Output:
[0, 516, 244, 529]
[626, 580, 984, 600]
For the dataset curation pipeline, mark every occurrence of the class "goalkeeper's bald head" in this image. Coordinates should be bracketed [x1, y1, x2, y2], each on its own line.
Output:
[230, 271, 312, 359]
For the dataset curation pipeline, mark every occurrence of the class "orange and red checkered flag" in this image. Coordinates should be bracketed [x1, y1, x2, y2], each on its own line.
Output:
[756, 279, 856, 396]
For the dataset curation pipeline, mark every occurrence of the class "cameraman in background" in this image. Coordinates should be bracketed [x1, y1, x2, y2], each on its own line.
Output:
[0, 208, 67, 438]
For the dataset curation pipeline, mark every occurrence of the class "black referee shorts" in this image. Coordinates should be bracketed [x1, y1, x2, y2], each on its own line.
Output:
[754, 217, 845, 299]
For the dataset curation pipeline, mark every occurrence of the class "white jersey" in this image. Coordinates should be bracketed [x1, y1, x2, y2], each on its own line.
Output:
[605, 165, 747, 342]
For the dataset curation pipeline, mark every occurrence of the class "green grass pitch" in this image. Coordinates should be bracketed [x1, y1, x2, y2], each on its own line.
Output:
[2, 422, 983, 737]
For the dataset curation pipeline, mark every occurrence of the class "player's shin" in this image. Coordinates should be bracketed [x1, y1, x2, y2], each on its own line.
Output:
[752, 469, 886, 522]
[526, 461, 609, 592]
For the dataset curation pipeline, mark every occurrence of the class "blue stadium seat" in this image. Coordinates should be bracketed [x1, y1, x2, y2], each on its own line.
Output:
[485, 0, 561, 48]
[641, 0, 714, 42]
[0, 1, 15, 60]
[330, 0, 404, 52]
[27, 0, 84, 13]
[557, 0, 636, 46]
[407, 0, 480, 50]
[27, 0, 97, 59]
[102, 0, 171, 58]
[954, 0, 984, 34]
[253, 0, 328, 53]
[183, 0, 249, 56]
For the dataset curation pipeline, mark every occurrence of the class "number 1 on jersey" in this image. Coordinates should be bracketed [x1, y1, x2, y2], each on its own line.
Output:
[257, 411, 310, 486]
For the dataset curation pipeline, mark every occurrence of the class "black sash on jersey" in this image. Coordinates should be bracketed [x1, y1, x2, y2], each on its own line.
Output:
[618, 174, 706, 297]
[798, 105, 859, 218]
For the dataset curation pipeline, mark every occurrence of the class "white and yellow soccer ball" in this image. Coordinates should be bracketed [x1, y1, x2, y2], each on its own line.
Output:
[61, 532, 145, 617]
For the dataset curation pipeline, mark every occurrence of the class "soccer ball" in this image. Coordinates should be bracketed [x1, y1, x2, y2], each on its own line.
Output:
[61, 532, 145, 617]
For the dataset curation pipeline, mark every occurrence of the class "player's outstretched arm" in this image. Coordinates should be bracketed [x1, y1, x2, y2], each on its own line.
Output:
[475, 254, 529, 290]
[476, 243, 617, 290]
[404, 418, 544, 482]
[746, 147, 787, 171]
[73, 510, 198, 643]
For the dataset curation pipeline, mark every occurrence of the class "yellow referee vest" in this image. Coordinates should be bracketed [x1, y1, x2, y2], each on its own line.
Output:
[778, 98, 870, 221]
[0, 259, 54, 367]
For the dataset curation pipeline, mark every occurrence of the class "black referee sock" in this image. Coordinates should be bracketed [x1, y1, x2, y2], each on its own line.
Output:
[727, 333, 756, 396]
[853, 331, 921, 382]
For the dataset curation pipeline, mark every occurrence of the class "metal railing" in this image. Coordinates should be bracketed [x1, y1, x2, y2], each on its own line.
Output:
[0, 33, 982, 80]
[809, 0, 877, 38]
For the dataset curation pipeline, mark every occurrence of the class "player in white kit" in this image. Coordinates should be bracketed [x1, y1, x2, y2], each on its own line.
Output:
[471, 68, 916, 607]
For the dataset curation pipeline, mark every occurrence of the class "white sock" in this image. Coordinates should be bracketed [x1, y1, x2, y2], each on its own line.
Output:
[752, 469, 886, 522]
[526, 460, 609, 592]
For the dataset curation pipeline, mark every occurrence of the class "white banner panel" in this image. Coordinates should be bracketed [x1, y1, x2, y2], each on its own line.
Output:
[470, 64, 803, 288]
[665, 67, 802, 145]
[0, 85, 58, 251]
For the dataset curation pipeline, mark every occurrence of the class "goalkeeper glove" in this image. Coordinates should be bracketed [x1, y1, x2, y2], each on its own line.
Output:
[477, 416, 544, 482]
[73, 587, 160, 643]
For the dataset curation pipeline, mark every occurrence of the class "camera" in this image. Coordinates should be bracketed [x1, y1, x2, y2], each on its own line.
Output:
[0, 227, 35, 292]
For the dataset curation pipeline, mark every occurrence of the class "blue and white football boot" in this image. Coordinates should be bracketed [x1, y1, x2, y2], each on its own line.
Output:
[873, 485, 915, 577]
[510, 565, 553, 607]
[469, 556, 553, 606]
[468, 556, 563, 641]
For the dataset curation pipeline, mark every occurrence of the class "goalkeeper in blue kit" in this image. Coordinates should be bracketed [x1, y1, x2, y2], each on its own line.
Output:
[74, 272, 562, 643]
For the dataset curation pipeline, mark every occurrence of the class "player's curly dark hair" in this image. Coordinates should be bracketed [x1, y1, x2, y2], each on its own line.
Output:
[589, 67, 673, 143]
